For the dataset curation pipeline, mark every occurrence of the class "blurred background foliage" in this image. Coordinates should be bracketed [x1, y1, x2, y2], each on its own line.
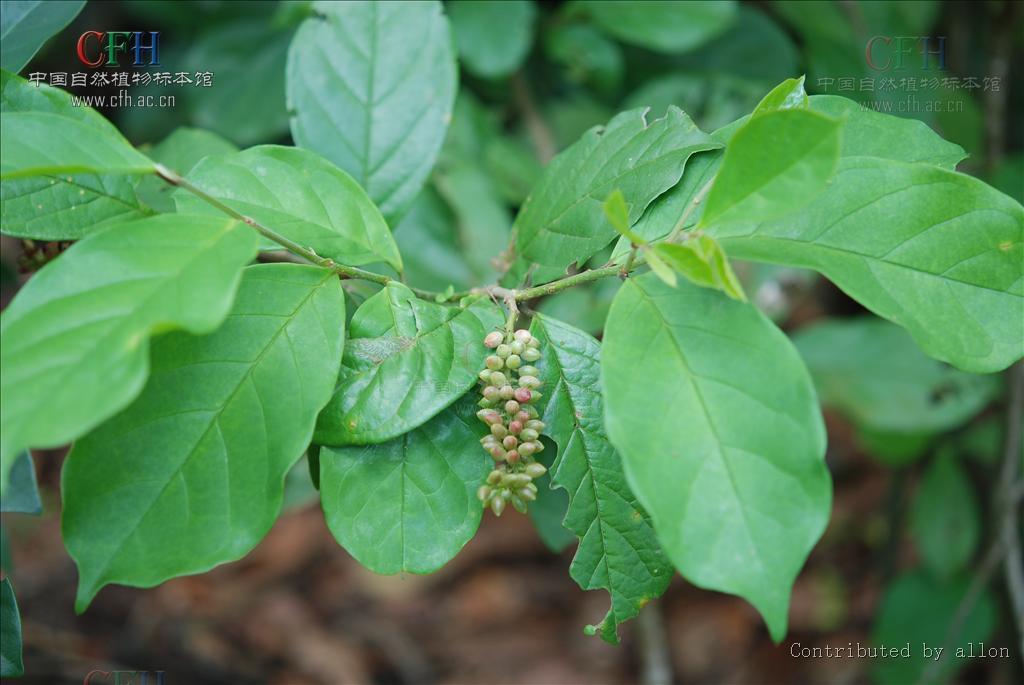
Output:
[1, 1, 1022, 684]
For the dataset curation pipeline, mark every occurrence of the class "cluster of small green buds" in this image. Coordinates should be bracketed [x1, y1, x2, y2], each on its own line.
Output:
[475, 328, 546, 516]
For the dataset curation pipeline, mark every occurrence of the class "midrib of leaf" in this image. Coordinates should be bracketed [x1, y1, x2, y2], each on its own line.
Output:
[4, 175, 145, 214]
[363, 0, 378, 187]
[79, 271, 332, 601]
[0, 2, 41, 41]
[630, 283, 767, 575]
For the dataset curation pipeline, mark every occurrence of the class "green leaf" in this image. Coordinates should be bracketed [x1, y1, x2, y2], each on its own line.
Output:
[433, 162, 512, 281]
[699, 108, 842, 228]
[183, 19, 293, 146]
[1, 172, 151, 240]
[62, 264, 345, 611]
[809, 96, 965, 170]
[910, 451, 981, 580]
[580, 0, 737, 54]
[603, 189, 644, 244]
[712, 157, 1024, 373]
[175, 145, 402, 271]
[642, 245, 676, 287]
[531, 314, 673, 644]
[0, 71, 155, 179]
[314, 283, 503, 445]
[513, 107, 721, 279]
[621, 94, 966, 258]
[135, 127, 238, 213]
[544, 24, 623, 95]
[319, 397, 488, 574]
[0, 578, 23, 677]
[871, 572, 996, 685]
[793, 317, 1001, 434]
[0, 0, 84, 72]
[652, 236, 746, 301]
[752, 76, 808, 115]
[287, 0, 457, 223]
[393, 187, 477, 292]
[0, 451, 41, 515]
[602, 274, 831, 641]
[0, 214, 258, 468]
[449, 0, 535, 79]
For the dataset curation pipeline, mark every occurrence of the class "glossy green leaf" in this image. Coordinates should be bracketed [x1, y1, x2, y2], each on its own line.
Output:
[0, 0, 84, 72]
[581, 0, 737, 54]
[433, 162, 512, 282]
[512, 107, 721, 279]
[135, 127, 238, 213]
[0, 214, 258, 468]
[603, 189, 644, 244]
[713, 157, 1024, 373]
[602, 274, 831, 641]
[793, 317, 1001, 434]
[449, 0, 535, 78]
[652, 236, 746, 301]
[287, 0, 457, 222]
[531, 314, 672, 644]
[910, 451, 980, 580]
[175, 145, 402, 271]
[0, 578, 23, 677]
[642, 245, 676, 287]
[63, 264, 345, 611]
[320, 398, 488, 574]
[752, 76, 808, 115]
[0, 71, 155, 179]
[871, 572, 996, 685]
[699, 108, 841, 228]
[315, 283, 503, 445]
[809, 96, 965, 170]
[0, 451, 41, 515]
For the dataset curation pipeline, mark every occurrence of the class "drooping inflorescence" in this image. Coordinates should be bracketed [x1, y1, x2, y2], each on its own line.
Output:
[475, 328, 547, 516]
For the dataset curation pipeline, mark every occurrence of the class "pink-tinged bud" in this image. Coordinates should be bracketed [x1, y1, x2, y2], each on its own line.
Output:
[485, 355, 504, 371]
[504, 400, 520, 414]
[506, 450, 521, 463]
[515, 410, 530, 423]
[483, 411, 504, 425]
[514, 329, 532, 343]
[508, 420, 523, 434]
[514, 388, 532, 404]
[502, 435, 518, 450]
[484, 331, 504, 348]
[490, 446, 506, 461]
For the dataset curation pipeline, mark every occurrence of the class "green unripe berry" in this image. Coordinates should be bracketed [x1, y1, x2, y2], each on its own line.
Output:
[519, 365, 539, 377]
[483, 386, 500, 402]
[526, 336, 540, 349]
[520, 428, 539, 442]
[484, 331, 504, 348]
[479, 369, 493, 382]
[489, 371, 507, 387]
[511, 494, 528, 513]
[524, 481, 538, 494]
[518, 487, 537, 502]
[514, 329, 532, 343]
[499, 384, 514, 400]
[529, 391, 543, 404]
[522, 348, 541, 362]
[477, 398, 495, 409]
[477, 485, 492, 502]
[487, 470, 503, 485]
[504, 400, 520, 414]
[502, 435, 518, 450]
[509, 340, 525, 355]
[518, 442, 536, 457]
[491, 424, 508, 439]
[512, 473, 532, 487]
[525, 462, 547, 478]
[518, 375, 540, 389]
[490, 496, 506, 516]
[531, 440, 545, 453]
[485, 355, 504, 371]
[496, 344, 511, 359]
[524, 405, 539, 419]
[526, 419, 545, 432]
[505, 354, 522, 369]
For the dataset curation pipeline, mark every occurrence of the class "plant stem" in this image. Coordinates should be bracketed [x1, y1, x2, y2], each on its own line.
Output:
[155, 164, 438, 300]
[620, 245, 639, 279]
[664, 177, 714, 244]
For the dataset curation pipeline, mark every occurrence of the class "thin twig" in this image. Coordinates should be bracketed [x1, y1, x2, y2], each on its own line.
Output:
[637, 599, 673, 685]
[664, 177, 714, 244]
[620, 245, 639, 279]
